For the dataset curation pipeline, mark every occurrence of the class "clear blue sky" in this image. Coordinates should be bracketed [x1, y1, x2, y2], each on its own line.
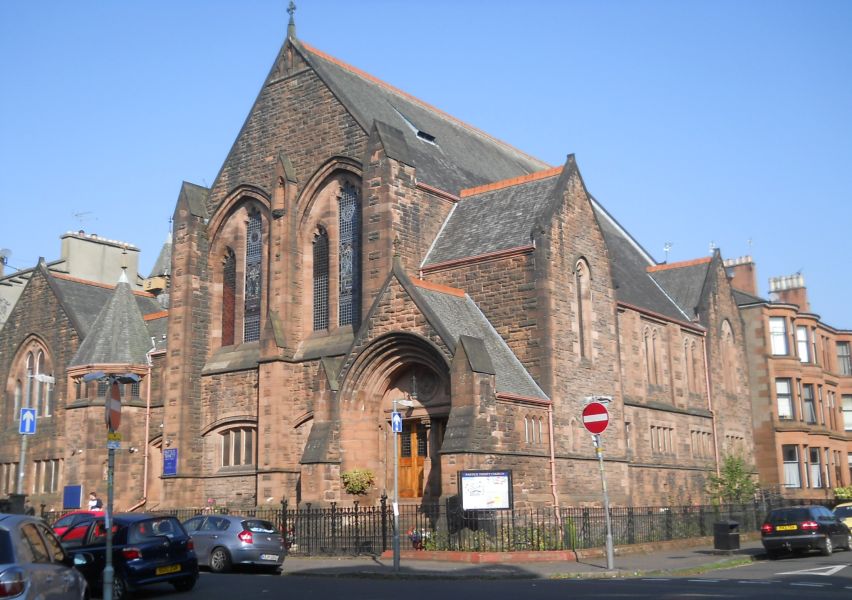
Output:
[1, 1, 850, 328]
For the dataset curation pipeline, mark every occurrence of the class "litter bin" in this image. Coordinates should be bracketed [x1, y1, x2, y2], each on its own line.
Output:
[713, 520, 740, 551]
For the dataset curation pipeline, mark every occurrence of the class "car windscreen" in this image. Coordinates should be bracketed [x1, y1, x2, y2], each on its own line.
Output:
[128, 517, 186, 543]
[834, 506, 852, 518]
[241, 520, 276, 533]
[767, 508, 811, 523]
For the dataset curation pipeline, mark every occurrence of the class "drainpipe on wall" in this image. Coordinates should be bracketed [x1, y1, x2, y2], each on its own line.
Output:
[547, 402, 562, 531]
[702, 334, 721, 477]
[127, 346, 155, 512]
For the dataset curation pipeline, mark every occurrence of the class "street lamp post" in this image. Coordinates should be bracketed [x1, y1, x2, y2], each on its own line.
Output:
[391, 397, 415, 574]
[82, 371, 139, 600]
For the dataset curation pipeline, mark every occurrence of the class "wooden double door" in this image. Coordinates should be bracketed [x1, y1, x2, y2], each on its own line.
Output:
[398, 420, 445, 498]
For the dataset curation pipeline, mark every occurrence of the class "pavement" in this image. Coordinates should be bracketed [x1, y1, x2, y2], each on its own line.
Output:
[279, 536, 766, 579]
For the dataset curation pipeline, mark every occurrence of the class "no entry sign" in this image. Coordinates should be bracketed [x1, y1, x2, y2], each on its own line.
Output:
[582, 401, 610, 435]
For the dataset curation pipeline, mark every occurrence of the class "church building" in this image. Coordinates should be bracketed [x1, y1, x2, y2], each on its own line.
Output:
[0, 15, 754, 511]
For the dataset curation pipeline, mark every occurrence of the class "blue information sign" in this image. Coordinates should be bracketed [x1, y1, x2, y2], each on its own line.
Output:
[63, 485, 83, 510]
[19, 408, 36, 435]
[163, 448, 178, 476]
[391, 412, 402, 433]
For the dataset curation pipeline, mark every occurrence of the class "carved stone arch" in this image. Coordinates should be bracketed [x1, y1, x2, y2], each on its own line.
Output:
[571, 254, 593, 279]
[295, 156, 362, 228]
[339, 332, 450, 405]
[337, 331, 451, 500]
[208, 186, 271, 243]
[207, 189, 271, 349]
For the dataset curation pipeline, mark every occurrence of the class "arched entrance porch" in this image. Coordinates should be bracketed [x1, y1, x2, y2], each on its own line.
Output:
[338, 333, 450, 501]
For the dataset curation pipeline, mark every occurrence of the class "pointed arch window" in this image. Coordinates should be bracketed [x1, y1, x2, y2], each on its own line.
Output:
[222, 248, 237, 346]
[25, 353, 34, 411]
[644, 328, 660, 385]
[338, 183, 361, 327]
[721, 320, 736, 392]
[575, 260, 592, 358]
[243, 211, 262, 342]
[683, 340, 693, 392]
[13, 381, 21, 421]
[313, 229, 329, 331]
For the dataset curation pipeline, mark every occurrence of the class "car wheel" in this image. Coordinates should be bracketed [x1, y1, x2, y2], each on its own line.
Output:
[209, 547, 232, 573]
[113, 576, 129, 600]
[821, 535, 833, 556]
[172, 577, 196, 593]
[844, 534, 852, 551]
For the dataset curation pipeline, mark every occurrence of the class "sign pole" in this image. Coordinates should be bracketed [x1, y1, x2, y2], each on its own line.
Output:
[16, 370, 32, 495]
[392, 399, 400, 573]
[594, 434, 615, 570]
[103, 376, 119, 600]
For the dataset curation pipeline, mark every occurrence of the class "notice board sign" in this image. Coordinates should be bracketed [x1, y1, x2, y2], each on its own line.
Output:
[458, 470, 513, 510]
[163, 448, 178, 476]
[63, 485, 83, 510]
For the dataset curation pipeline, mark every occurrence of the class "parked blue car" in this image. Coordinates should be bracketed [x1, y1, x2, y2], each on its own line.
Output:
[0, 513, 89, 600]
[59, 513, 198, 599]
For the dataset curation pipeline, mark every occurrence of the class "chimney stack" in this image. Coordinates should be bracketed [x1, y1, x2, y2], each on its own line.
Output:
[769, 273, 809, 312]
[723, 255, 758, 295]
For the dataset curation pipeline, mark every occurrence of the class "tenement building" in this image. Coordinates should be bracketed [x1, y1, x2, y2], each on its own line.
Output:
[728, 257, 852, 499]
[2, 22, 756, 510]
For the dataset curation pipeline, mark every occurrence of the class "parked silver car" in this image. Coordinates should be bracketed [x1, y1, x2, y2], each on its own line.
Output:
[182, 515, 284, 573]
[0, 513, 88, 600]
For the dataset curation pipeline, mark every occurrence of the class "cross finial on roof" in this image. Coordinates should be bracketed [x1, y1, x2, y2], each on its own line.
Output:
[287, 1, 297, 38]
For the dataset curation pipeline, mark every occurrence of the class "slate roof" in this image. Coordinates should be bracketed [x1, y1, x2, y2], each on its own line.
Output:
[424, 172, 560, 266]
[647, 261, 712, 320]
[148, 233, 172, 278]
[412, 285, 548, 400]
[298, 41, 550, 194]
[732, 288, 767, 307]
[51, 275, 163, 339]
[181, 181, 209, 218]
[591, 201, 693, 324]
[70, 274, 154, 367]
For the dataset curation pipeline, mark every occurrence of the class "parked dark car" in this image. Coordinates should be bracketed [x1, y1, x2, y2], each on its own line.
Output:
[0, 513, 89, 600]
[59, 513, 197, 599]
[182, 514, 284, 573]
[761, 505, 852, 558]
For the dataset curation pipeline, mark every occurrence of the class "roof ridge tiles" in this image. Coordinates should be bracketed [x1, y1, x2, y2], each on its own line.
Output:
[143, 310, 169, 321]
[459, 166, 563, 198]
[50, 272, 156, 298]
[409, 276, 466, 297]
[646, 257, 712, 273]
[299, 40, 550, 169]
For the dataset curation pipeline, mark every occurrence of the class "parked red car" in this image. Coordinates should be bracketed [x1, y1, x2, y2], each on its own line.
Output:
[52, 510, 103, 540]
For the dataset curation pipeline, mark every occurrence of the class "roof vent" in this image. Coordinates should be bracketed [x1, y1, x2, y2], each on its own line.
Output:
[393, 106, 438, 146]
[416, 130, 436, 144]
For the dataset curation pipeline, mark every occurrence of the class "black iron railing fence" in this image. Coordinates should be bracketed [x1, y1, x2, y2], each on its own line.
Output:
[42, 495, 840, 556]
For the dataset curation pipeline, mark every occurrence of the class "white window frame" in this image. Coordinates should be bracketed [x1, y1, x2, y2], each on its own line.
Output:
[769, 317, 788, 355]
[783, 445, 801, 488]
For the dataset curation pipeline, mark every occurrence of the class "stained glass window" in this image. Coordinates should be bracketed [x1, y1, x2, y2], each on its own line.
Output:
[243, 212, 262, 342]
[313, 229, 329, 330]
[338, 183, 360, 327]
[222, 248, 236, 346]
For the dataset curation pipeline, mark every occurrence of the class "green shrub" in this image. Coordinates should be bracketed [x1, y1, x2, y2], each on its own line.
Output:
[834, 486, 852, 500]
[340, 468, 375, 495]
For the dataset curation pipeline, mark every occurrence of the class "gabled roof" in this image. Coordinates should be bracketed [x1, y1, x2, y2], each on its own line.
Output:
[148, 233, 172, 278]
[647, 258, 713, 320]
[69, 272, 153, 367]
[423, 168, 562, 266]
[296, 40, 550, 194]
[404, 276, 547, 400]
[50, 273, 162, 339]
[732, 287, 767, 307]
[591, 201, 693, 324]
